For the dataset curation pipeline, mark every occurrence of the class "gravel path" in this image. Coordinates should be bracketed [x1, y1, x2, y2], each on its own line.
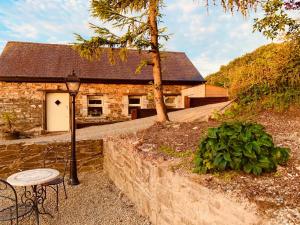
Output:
[0, 101, 231, 145]
[19, 171, 150, 225]
[2, 102, 230, 224]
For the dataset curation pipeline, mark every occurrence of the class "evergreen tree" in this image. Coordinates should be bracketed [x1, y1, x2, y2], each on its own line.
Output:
[74, 0, 258, 122]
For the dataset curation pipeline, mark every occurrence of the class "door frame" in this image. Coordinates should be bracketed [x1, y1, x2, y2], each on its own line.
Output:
[42, 90, 71, 132]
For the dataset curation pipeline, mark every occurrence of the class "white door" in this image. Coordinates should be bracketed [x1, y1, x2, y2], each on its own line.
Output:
[46, 93, 70, 132]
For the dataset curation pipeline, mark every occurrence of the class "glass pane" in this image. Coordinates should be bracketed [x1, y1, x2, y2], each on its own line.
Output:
[165, 97, 176, 104]
[129, 98, 140, 105]
[89, 99, 102, 105]
[66, 82, 80, 93]
[88, 107, 102, 117]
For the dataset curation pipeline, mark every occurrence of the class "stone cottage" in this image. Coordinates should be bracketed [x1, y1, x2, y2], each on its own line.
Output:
[0, 41, 205, 133]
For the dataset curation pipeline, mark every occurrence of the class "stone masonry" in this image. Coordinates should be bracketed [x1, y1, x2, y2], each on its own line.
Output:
[104, 138, 260, 225]
[0, 140, 103, 178]
[0, 82, 191, 132]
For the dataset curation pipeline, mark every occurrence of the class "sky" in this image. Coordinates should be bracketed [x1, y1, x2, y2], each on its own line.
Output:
[0, 0, 271, 76]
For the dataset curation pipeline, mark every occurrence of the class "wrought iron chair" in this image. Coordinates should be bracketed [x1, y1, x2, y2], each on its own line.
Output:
[42, 145, 68, 211]
[0, 179, 31, 225]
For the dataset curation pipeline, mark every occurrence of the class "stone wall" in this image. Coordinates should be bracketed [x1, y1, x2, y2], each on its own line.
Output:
[104, 139, 260, 225]
[77, 83, 187, 120]
[0, 140, 103, 178]
[0, 82, 191, 132]
[0, 82, 44, 132]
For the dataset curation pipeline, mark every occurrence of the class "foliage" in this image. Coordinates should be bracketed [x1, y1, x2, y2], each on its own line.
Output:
[158, 145, 192, 158]
[1, 112, 16, 133]
[206, 42, 300, 113]
[74, 0, 258, 57]
[254, 0, 300, 41]
[194, 122, 290, 175]
[74, 0, 169, 63]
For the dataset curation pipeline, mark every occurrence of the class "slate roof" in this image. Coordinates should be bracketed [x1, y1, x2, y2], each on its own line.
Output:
[0, 41, 205, 84]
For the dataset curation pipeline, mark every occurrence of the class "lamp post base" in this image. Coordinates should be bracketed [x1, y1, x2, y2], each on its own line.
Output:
[69, 177, 80, 186]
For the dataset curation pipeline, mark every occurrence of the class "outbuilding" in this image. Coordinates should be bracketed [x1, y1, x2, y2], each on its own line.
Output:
[0, 41, 206, 133]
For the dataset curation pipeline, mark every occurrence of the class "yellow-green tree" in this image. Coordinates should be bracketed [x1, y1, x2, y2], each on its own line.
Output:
[254, 0, 300, 41]
[206, 42, 300, 110]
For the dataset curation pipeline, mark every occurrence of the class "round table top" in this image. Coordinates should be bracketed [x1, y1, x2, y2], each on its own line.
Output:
[7, 168, 60, 187]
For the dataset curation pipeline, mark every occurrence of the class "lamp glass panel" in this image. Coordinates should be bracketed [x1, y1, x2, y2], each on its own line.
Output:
[66, 82, 80, 93]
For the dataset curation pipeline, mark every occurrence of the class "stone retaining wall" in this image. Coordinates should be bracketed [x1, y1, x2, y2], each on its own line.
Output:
[0, 140, 103, 178]
[104, 139, 260, 225]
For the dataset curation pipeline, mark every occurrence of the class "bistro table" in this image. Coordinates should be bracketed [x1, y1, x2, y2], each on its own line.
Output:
[7, 168, 60, 225]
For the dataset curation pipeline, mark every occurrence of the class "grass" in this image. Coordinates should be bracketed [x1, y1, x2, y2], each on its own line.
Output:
[212, 171, 238, 182]
[157, 145, 192, 158]
[157, 145, 194, 172]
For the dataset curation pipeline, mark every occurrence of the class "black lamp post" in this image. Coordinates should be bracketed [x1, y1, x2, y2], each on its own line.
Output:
[65, 70, 81, 186]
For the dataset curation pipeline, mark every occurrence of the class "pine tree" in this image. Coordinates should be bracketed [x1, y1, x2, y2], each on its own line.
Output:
[74, 0, 258, 122]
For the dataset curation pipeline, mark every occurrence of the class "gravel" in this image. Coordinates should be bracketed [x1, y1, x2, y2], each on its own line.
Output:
[0, 101, 230, 145]
[20, 172, 150, 225]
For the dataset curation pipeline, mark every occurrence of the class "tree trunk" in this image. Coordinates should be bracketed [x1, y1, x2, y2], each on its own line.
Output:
[149, 0, 169, 122]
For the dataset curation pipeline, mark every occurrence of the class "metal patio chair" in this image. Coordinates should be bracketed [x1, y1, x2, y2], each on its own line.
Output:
[0, 179, 31, 225]
[42, 145, 68, 211]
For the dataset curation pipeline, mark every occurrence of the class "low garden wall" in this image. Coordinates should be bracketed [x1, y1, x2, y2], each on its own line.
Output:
[0, 140, 103, 178]
[104, 138, 261, 225]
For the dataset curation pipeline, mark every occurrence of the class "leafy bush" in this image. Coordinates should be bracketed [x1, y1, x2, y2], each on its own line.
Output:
[206, 42, 300, 111]
[1, 112, 17, 133]
[194, 122, 290, 175]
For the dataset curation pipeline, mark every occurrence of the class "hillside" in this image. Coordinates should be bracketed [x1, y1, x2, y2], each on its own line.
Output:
[134, 109, 300, 224]
[130, 42, 300, 225]
[206, 42, 300, 111]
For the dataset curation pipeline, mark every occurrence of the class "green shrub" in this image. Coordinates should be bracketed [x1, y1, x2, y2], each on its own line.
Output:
[206, 42, 300, 112]
[1, 112, 17, 132]
[194, 122, 290, 175]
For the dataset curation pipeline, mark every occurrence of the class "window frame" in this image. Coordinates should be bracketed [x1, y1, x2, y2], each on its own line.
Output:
[164, 95, 178, 108]
[87, 95, 103, 117]
[128, 96, 142, 107]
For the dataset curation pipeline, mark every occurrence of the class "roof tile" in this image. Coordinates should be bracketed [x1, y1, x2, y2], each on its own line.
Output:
[0, 41, 205, 83]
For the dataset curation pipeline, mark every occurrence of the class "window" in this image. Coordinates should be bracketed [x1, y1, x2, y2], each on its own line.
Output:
[129, 96, 141, 106]
[87, 96, 103, 117]
[128, 96, 142, 114]
[164, 95, 178, 108]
